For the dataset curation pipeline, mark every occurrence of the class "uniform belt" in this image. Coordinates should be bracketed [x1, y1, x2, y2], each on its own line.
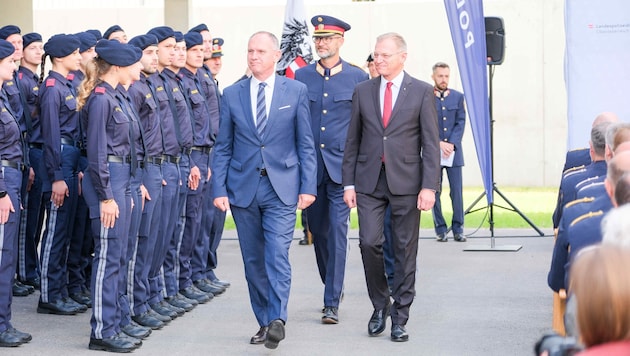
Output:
[260, 168, 268, 177]
[107, 155, 132, 164]
[60, 138, 79, 147]
[1, 159, 25, 171]
[163, 154, 180, 164]
[137, 160, 145, 169]
[29, 143, 43, 150]
[182, 148, 193, 156]
[145, 155, 164, 165]
[191, 146, 212, 154]
[80, 149, 87, 157]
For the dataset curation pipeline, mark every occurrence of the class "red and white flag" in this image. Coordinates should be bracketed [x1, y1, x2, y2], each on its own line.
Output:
[277, 0, 314, 78]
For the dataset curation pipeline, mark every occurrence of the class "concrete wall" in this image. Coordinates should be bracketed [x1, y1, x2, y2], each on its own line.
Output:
[3, 0, 568, 187]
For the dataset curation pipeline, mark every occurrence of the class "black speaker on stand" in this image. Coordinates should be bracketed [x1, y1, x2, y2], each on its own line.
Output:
[463, 17, 543, 252]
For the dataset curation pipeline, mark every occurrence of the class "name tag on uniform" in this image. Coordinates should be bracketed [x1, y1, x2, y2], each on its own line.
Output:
[279, 105, 291, 110]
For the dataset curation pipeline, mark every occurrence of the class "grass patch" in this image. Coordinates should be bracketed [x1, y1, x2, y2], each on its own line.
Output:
[222, 187, 557, 230]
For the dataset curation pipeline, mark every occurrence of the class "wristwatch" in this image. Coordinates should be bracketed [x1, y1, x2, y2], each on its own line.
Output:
[0, 191, 7, 198]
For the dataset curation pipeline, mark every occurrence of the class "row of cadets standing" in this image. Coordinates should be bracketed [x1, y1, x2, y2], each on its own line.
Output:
[0, 38, 33, 347]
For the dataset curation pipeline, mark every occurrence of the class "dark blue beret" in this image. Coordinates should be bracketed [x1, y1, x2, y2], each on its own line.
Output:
[147, 26, 174, 43]
[44, 34, 80, 58]
[174, 31, 184, 43]
[75, 32, 97, 53]
[103, 25, 124, 40]
[0, 40, 15, 60]
[0, 25, 21, 40]
[184, 31, 203, 49]
[96, 40, 142, 67]
[86, 29, 102, 40]
[189, 23, 209, 33]
[311, 15, 351, 37]
[22, 33, 42, 48]
[211, 38, 224, 58]
[129, 34, 158, 50]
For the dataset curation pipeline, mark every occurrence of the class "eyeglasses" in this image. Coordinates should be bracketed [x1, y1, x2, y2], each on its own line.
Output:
[372, 52, 403, 60]
[312, 36, 342, 44]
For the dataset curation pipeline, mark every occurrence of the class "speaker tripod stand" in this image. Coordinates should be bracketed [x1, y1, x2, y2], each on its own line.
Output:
[462, 65, 544, 252]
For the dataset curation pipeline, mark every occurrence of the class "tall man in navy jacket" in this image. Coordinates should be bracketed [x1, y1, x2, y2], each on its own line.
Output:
[431, 62, 467, 242]
[295, 15, 368, 325]
[212, 31, 316, 350]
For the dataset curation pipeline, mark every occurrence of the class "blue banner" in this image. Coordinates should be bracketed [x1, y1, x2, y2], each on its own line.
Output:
[444, 0, 493, 204]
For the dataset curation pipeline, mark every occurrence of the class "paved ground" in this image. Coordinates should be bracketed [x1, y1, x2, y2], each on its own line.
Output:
[7, 227, 555, 356]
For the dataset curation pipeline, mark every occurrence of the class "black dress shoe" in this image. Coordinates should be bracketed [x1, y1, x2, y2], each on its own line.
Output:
[211, 278, 231, 288]
[160, 300, 185, 316]
[150, 302, 178, 319]
[165, 295, 194, 312]
[12, 282, 30, 297]
[121, 322, 151, 340]
[264, 319, 285, 349]
[179, 285, 211, 304]
[70, 292, 92, 307]
[20, 277, 40, 290]
[7, 327, 31, 343]
[0, 328, 24, 347]
[368, 304, 390, 336]
[15, 281, 34, 294]
[250, 326, 268, 344]
[132, 311, 164, 330]
[89, 334, 138, 352]
[176, 292, 199, 306]
[454, 233, 467, 242]
[147, 308, 172, 323]
[117, 331, 142, 347]
[194, 279, 224, 295]
[436, 233, 448, 242]
[391, 324, 409, 342]
[37, 299, 78, 315]
[63, 297, 88, 313]
[322, 306, 339, 324]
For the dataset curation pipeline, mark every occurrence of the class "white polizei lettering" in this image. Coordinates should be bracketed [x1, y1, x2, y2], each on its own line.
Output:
[456, 2, 475, 48]
[456, 0, 466, 9]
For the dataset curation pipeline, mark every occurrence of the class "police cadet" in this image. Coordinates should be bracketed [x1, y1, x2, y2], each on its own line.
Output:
[66, 31, 98, 309]
[0, 38, 32, 348]
[77, 39, 143, 353]
[16, 32, 43, 293]
[175, 31, 214, 304]
[154, 29, 198, 310]
[188, 23, 227, 295]
[295, 15, 368, 324]
[0, 25, 35, 298]
[103, 25, 128, 43]
[208, 38, 223, 85]
[431, 62, 466, 242]
[37, 34, 87, 316]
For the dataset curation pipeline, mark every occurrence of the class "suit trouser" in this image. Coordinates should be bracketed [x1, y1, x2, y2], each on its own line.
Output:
[231, 175, 296, 327]
[85, 163, 131, 339]
[150, 161, 179, 305]
[127, 170, 145, 315]
[306, 170, 349, 308]
[356, 167, 420, 326]
[0, 166, 22, 332]
[18, 147, 44, 282]
[432, 165, 464, 235]
[382, 205, 395, 289]
[40, 144, 79, 303]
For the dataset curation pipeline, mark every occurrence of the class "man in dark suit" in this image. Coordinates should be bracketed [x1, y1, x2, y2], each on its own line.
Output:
[342, 32, 440, 342]
[212, 31, 317, 350]
[295, 15, 368, 325]
[431, 62, 467, 242]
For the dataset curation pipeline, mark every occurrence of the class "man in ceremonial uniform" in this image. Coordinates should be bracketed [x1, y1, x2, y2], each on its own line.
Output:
[295, 15, 368, 324]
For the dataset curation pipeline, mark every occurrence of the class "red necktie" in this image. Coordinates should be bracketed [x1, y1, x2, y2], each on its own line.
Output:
[383, 81, 393, 128]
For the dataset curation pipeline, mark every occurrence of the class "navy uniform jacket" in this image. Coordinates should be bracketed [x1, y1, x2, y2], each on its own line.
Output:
[562, 148, 590, 173]
[17, 67, 41, 144]
[295, 59, 368, 184]
[0, 93, 23, 191]
[84, 82, 131, 201]
[197, 64, 220, 136]
[178, 67, 214, 149]
[147, 73, 180, 157]
[547, 194, 612, 292]
[116, 85, 144, 162]
[160, 68, 193, 153]
[554, 160, 607, 227]
[434, 88, 466, 167]
[39, 71, 80, 185]
[129, 73, 164, 158]
[2, 72, 24, 132]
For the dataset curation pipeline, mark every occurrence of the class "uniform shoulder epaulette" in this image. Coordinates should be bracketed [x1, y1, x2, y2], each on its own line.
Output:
[349, 62, 362, 69]
[46, 78, 56, 87]
[562, 165, 586, 177]
[570, 210, 604, 227]
[18, 72, 23, 80]
[67, 73, 75, 81]
[94, 86, 106, 94]
[565, 196, 595, 209]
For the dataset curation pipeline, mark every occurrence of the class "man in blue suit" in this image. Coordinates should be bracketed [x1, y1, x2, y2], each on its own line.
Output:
[212, 31, 317, 350]
[431, 62, 467, 242]
[295, 15, 368, 325]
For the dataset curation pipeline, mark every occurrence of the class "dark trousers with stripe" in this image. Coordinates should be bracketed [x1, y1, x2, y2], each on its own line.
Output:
[0, 166, 22, 332]
[163, 157, 189, 297]
[67, 156, 93, 295]
[191, 177, 215, 282]
[127, 170, 144, 316]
